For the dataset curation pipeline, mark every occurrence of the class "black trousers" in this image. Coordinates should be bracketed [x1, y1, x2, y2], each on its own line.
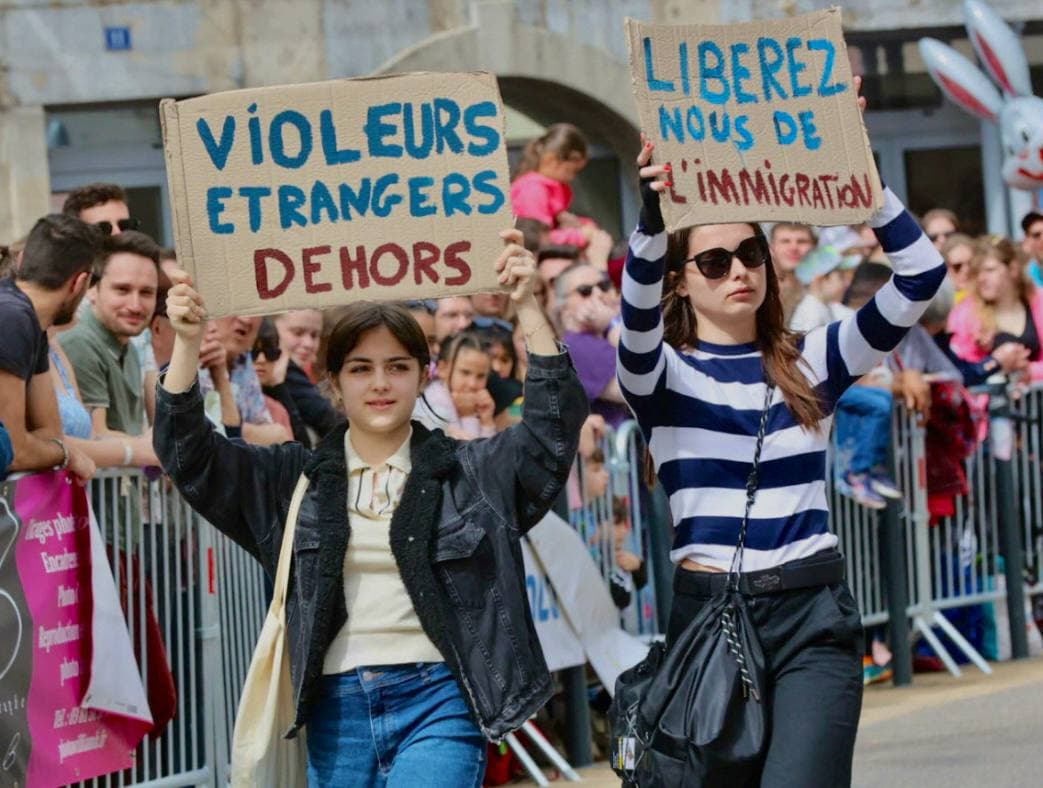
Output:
[666, 561, 865, 788]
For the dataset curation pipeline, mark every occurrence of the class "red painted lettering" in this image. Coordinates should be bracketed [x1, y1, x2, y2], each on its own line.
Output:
[254, 248, 294, 299]
[369, 243, 409, 286]
[443, 241, 472, 287]
[412, 242, 441, 285]
[340, 245, 369, 290]
[302, 245, 333, 293]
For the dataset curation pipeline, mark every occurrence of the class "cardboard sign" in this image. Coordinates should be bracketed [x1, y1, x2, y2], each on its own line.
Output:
[625, 9, 883, 230]
[161, 72, 513, 318]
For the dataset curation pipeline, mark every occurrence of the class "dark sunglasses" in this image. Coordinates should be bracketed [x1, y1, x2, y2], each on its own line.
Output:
[250, 339, 282, 362]
[683, 236, 769, 280]
[948, 261, 965, 274]
[928, 230, 952, 243]
[93, 217, 141, 235]
[572, 280, 613, 298]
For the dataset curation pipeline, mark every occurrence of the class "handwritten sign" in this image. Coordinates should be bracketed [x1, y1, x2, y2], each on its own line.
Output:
[161, 72, 513, 318]
[625, 9, 883, 230]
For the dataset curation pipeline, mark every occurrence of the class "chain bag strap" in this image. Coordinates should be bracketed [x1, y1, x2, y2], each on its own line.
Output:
[721, 382, 774, 701]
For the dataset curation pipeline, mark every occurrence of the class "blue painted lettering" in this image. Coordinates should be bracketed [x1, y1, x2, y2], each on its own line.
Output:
[473, 170, 505, 215]
[238, 186, 271, 232]
[686, 106, 706, 140]
[277, 185, 308, 228]
[247, 104, 263, 165]
[320, 109, 361, 165]
[310, 180, 339, 224]
[808, 39, 847, 96]
[773, 111, 798, 145]
[206, 187, 234, 233]
[659, 106, 685, 142]
[643, 37, 676, 92]
[372, 174, 403, 217]
[442, 173, 472, 217]
[785, 37, 812, 98]
[731, 43, 757, 104]
[709, 111, 730, 143]
[408, 176, 437, 217]
[464, 101, 500, 156]
[338, 180, 371, 220]
[196, 117, 235, 171]
[403, 102, 434, 159]
[734, 115, 754, 152]
[269, 110, 313, 169]
[364, 103, 404, 158]
[757, 38, 787, 101]
[698, 41, 729, 104]
[798, 111, 823, 150]
[433, 98, 464, 155]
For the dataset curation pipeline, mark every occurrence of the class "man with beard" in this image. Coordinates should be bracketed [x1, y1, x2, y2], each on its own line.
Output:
[60, 231, 160, 440]
[0, 214, 100, 477]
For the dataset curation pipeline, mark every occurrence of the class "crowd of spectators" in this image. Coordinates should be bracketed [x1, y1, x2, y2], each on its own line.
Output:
[3, 132, 1042, 603]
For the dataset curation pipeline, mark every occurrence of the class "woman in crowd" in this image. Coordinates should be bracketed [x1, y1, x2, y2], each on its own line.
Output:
[948, 235, 1043, 381]
[941, 232, 975, 303]
[616, 114, 947, 784]
[922, 207, 960, 251]
[153, 229, 586, 787]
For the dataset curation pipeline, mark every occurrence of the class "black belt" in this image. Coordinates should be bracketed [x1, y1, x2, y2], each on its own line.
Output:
[673, 549, 845, 597]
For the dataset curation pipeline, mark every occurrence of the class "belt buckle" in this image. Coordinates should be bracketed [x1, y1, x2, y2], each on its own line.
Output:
[749, 567, 782, 593]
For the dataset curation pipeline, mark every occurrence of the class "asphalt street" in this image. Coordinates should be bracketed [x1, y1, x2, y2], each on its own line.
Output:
[526, 658, 1043, 786]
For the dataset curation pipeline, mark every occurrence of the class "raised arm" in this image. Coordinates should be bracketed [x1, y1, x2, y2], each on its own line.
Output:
[817, 188, 947, 408]
[468, 230, 588, 531]
[156, 271, 304, 560]
[616, 136, 672, 420]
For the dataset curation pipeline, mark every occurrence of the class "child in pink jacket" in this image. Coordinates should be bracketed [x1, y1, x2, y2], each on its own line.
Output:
[510, 123, 593, 248]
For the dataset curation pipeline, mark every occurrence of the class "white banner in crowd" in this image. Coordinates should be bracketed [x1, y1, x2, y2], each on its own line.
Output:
[523, 512, 649, 693]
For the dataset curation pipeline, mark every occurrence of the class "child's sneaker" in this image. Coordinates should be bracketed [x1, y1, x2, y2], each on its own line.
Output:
[870, 474, 902, 500]
[842, 472, 887, 510]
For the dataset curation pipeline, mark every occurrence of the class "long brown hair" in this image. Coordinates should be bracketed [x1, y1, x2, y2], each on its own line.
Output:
[643, 223, 824, 486]
[969, 235, 1034, 338]
[513, 123, 588, 179]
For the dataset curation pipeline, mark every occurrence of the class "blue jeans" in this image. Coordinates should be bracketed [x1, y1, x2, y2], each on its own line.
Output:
[306, 663, 486, 787]
[835, 385, 893, 475]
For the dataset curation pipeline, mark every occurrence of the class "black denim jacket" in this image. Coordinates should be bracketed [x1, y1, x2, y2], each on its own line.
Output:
[153, 349, 587, 739]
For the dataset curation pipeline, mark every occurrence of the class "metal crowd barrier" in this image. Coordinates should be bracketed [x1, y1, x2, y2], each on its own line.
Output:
[569, 420, 662, 639]
[9, 383, 1043, 785]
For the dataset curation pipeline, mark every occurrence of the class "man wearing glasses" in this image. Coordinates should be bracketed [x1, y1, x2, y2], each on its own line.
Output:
[62, 183, 141, 236]
[555, 262, 629, 428]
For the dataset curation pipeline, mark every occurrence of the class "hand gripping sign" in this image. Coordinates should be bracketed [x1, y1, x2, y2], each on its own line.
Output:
[625, 9, 883, 231]
[161, 72, 513, 318]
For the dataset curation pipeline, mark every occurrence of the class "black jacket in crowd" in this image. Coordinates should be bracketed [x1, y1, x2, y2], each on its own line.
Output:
[153, 349, 588, 739]
[263, 361, 344, 447]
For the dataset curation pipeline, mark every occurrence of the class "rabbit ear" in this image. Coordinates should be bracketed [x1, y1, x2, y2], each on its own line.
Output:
[964, 0, 1032, 97]
[919, 38, 1003, 121]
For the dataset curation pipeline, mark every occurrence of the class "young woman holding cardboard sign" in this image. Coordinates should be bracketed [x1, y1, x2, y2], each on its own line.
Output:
[153, 229, 587, 787]
[615, 90, 946, 784]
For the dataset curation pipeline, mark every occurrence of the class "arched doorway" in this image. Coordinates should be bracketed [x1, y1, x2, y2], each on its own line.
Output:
[375, 1, 640, 235]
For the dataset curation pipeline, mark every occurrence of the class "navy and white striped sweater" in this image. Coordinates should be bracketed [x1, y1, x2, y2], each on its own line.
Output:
[616, 188, 946, 571]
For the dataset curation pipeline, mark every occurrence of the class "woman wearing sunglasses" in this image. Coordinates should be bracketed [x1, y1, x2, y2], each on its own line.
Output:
[617, 125, 947, 785]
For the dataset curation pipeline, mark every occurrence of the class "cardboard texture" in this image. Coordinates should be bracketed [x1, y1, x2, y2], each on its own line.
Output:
[625, 9, 883, 230]
[161, 71, 513, 318]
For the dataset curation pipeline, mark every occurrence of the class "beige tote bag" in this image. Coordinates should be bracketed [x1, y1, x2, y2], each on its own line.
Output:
[231, 474, 311, 787]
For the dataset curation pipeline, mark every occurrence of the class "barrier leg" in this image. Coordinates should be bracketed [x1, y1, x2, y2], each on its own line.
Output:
[506, 732, 550, 787]
[995, 454, 1030, 660]
[881, 499, 913, 686]
[520, 721, 582, 781]
[913, 615, 962, 677]
[561, 666, 593, 768]
[929, 611, 992, 675]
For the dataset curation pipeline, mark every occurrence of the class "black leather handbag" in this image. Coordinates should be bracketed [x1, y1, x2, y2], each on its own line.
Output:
[609, 386, 774, 786]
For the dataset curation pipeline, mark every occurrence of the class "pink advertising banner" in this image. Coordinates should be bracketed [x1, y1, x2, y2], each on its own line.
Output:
[0, 471, 149, 787]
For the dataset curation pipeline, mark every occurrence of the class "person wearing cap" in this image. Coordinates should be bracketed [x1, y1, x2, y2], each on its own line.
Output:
[788, 244, 861, 332]
[1022, 210, 1043, 288]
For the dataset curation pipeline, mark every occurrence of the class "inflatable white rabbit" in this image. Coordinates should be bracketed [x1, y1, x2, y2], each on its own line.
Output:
[919, 0, 1043, 191]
